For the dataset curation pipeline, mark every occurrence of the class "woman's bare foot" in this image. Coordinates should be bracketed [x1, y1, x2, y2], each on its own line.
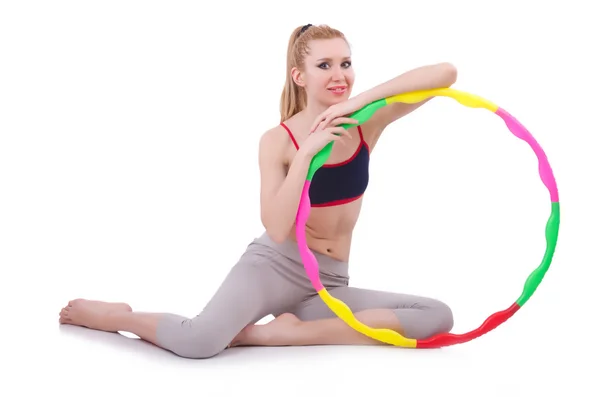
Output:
[230, 313, 302, 347]
[59, 299, 132, 332]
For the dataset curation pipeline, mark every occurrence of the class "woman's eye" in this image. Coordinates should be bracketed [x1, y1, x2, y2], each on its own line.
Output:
[319, 61, 351, 69]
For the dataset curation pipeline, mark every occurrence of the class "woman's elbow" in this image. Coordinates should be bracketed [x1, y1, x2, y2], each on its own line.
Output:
[440, 62, 457, 86]
[264, 224, 288, 244]
[261, 215, 289, 244]
[267, 229, 287, 244]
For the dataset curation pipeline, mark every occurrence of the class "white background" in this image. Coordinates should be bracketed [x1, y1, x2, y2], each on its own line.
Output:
[1, 0, 599, 396]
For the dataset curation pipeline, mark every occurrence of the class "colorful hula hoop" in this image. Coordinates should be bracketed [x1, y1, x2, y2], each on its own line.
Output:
[295, 87, 560, 348]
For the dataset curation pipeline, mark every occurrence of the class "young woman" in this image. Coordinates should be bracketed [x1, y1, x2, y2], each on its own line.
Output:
[59, 24, 457, 359]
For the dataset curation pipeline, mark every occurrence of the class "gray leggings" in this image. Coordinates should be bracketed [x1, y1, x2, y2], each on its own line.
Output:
[155, 232, 454, 358]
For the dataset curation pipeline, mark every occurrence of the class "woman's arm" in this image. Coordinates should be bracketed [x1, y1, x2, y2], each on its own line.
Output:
[308, 62, 458, 141]
[258, 127, 312, 243]
[359, 62, 458, 132]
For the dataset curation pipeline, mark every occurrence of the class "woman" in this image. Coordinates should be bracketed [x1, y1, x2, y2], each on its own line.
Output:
[59, 24, 457, 359]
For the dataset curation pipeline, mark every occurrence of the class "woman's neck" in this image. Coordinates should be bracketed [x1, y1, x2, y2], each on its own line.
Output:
[300, 101, 329, 126]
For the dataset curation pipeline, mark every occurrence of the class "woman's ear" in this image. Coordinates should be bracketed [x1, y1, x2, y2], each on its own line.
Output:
[291, 67, 305, 87]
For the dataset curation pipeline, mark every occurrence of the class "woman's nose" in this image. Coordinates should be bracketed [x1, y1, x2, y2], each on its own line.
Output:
[331, 67, 345, 80]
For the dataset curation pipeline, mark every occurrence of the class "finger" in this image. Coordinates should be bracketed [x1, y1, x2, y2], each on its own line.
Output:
[308, 121, 320, 134]
[311, 113, 327, 132]
[334, 117, 359, 125]
[324, 114, 339, 128]
[331, 127, 352, 138]
[331, 134, 345, 145]
[311, 118, 322, 133]
[315, 119, 328, 134]
[329, 117, 358, 127]
[317, 111, 335, 130]
[339, 129, 352, 140]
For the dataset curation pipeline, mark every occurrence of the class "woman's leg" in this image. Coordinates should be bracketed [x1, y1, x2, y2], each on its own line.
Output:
[237, 286, 453, 347]
[58, 245, 309, 359]
[59, 300, 162, 343]
[299, 286, 454, 339]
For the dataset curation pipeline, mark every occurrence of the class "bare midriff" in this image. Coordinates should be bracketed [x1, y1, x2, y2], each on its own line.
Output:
[287, 196, 363, 262]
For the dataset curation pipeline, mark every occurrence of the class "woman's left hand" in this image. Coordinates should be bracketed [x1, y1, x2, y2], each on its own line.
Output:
[310, 96, 367, 133]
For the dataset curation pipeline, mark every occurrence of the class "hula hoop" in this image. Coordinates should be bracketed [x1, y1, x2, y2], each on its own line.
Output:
[295, 87, 560, 348]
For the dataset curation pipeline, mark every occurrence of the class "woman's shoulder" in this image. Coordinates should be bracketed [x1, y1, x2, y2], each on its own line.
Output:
[261, 113, 304, 147]
[260, 122, 289, 148]
[258, 122, 294, 164]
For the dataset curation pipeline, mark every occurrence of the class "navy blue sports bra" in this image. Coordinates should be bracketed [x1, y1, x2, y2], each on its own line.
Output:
[281, 122, 370, 207]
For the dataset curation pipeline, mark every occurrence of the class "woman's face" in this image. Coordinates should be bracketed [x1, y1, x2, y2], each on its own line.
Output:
[294, 38, 355, 106]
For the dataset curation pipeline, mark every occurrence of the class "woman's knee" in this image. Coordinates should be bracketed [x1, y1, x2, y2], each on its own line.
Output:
[396, 299, 454, 340]
[417, 300, 454, 339]
[170, 332, 227, 359]
[431, 300, 454, 335]
[155, 314, 232, 359]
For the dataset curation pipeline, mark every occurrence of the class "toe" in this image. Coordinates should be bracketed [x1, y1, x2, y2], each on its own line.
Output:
[69, 299, 83, 307]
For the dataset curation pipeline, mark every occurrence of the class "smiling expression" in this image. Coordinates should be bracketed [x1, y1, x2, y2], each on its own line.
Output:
[292, 38, 355, 106]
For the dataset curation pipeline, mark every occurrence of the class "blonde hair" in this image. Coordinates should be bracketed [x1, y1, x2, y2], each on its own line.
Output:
[279, 24, 348, 122]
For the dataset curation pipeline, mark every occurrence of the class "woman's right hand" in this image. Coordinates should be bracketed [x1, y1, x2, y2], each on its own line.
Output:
[298, 117, 358, 158]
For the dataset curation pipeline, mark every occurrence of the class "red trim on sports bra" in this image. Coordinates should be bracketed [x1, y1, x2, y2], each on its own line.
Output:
[280, 122, 299, 149]
[310, 194, 364, 207]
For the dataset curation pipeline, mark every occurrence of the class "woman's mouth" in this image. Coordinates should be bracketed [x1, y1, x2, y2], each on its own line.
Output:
[328, 86, 347, 95]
